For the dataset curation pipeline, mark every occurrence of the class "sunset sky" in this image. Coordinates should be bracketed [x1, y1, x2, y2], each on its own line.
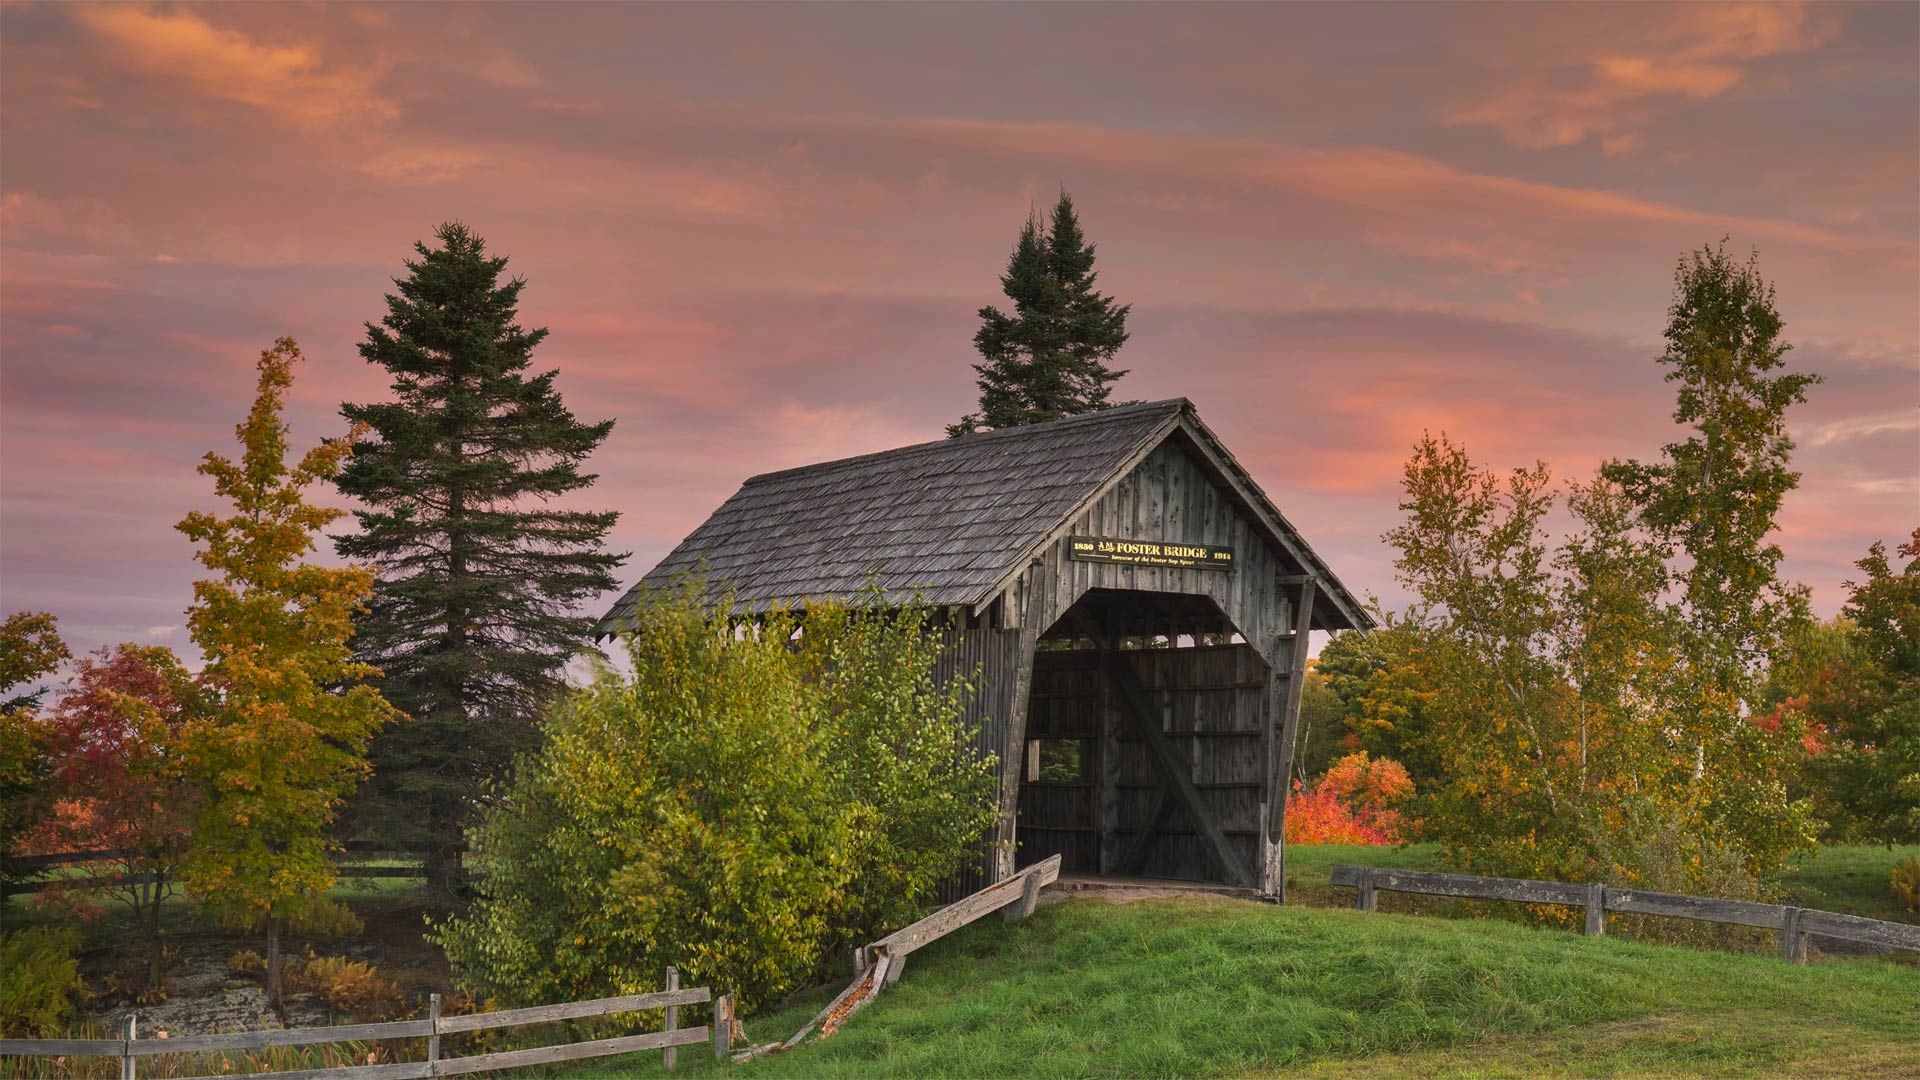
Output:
[3, 1, 1916, 664]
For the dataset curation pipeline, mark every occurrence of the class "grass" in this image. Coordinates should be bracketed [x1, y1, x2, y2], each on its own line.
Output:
[561, 895, 1915, 1079]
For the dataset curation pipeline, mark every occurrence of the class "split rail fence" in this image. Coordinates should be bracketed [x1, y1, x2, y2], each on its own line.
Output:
[1332, 863, 1920, 962]
[3, 848, 439, 899]
[0, 976, 728, 1080]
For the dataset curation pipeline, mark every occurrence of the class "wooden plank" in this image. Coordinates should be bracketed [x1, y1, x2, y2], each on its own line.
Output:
[662, 968, 678, 1071]
[1584, 883, 1606, 937]
[1356, 867, 1377, 912]
[1117, 790, 1174, 875]
[427, 994, 441, 1069]
[434, 988, 709, 1034]
[1263, 578, 1316, 899]
[133, 1020, 433, 1055]
[0, 1037, 128, 1056]
[875, 854, 1061, 957]
[711, 994, 733, 1060]
[433, 1027, 708, 1076]
[1604, 889, 1788, 930]
[181, 1063, 433, 1080]
[1003, 866, 1046, 923]
[1329, 865, 1592, 907]
[1104, 651, 1254, 888]
[1798, 909, 1920, 951]
[1780, 907, 1807, 963]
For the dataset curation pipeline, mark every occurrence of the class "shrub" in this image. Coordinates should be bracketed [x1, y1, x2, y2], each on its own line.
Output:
[229, 949, 266, 979]
[1892, 856, 1920, 913]
[0, 927, 88, 1037]
[300, 957, 407, 1021]
[435, 585, 999, 1012]
[1286, 752, 1413, 845]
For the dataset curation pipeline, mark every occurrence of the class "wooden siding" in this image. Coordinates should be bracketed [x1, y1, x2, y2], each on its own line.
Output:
[934, 625, 1030, 901]
[997, 439, 1290, 652]
[1018, 645, 1271, 883]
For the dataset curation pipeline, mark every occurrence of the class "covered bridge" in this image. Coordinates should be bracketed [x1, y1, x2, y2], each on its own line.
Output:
[595, 399, 1371, 900]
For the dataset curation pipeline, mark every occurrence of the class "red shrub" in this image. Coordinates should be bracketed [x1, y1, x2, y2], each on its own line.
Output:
[1285, 751, 1413, 845]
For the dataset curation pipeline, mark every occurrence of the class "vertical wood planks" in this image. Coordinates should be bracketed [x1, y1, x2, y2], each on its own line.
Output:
[662, 968, 678, 1070]
[1584, 884, 1606, 937]
[428, 994, 442, 1069]
[121, 1014, 135, 1080]
[1263, 579, 1317, 900]
[711, 994, 734, 1060]
[1781, 908, 1807, 963]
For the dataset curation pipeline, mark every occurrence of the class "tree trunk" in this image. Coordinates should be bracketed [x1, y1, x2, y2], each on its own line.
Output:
[265, 913, 283, 1008]
[146, 891, 166, 993]
[423, 842, 466, 899]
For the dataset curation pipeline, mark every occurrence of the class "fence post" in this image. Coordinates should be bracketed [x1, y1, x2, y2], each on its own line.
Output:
[1780, 907, 1808, 963]
[663, 967, 679, 1071]
[1583, 883, 1606, 937]
[1004, 868, 1045, 923]
[1356, 868, 1377, 912]
[712, 993, 734, 1060]
[121, 1013, 136, 1080]
[427, 993, 441, 1070]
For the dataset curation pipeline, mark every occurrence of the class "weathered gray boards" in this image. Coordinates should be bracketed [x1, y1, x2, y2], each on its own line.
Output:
[596, 400, 1371, 900]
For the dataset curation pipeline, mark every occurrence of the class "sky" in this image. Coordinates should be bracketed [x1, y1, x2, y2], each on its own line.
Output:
[2, 1, 1916, 666]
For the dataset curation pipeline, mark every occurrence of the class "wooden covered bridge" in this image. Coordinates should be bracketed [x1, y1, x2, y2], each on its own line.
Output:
[595, 399, 1371, 900]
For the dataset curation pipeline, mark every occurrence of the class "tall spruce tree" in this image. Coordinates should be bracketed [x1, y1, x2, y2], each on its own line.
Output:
[335, 223, 625, 890]
[948, 192, 1131, 437]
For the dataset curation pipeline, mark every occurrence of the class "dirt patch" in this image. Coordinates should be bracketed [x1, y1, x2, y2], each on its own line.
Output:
[71, 891, 454, 1037]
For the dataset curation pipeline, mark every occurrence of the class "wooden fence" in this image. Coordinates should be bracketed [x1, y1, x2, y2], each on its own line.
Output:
[1332, 863, 1920, 962]
[0, 977, 727, 1079]
[3, 849, 435, 899]
[749, 854, 1063, 1059]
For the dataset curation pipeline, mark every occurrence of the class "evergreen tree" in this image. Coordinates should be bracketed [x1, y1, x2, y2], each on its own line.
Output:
[335, 223, 626, 889]
[949, 192, 1131, 436]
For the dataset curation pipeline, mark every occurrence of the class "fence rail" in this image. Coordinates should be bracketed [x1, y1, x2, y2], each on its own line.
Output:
[0, 979, 726, 1079]
[1330, 863, 1920, 962]
[3, 850, 437, 898]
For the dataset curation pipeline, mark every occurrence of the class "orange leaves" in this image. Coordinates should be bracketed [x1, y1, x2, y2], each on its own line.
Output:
[176, 335, 401, 930]
[1287, 752, 1415, 846]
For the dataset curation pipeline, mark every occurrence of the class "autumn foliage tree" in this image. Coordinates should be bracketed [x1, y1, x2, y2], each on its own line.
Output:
[1384, 434, 1814, 889]
[1285, 751, 1414, 846]
[177, 338, 401, 1005]
[1766, 528, 1920, 843]
[1, 612, 69, 896]
[34, 645, 204, 992]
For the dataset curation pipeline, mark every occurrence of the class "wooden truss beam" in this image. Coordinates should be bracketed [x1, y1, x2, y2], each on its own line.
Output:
[1101, 650, 1256, 889]
[1261, 577, 1318, 899]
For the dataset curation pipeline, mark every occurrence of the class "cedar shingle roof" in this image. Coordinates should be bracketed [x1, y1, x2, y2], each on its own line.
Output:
[595, 399, 1371, 634]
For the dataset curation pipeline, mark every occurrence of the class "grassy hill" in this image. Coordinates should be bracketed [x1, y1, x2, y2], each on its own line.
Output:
[571, 889, 1918, 1080]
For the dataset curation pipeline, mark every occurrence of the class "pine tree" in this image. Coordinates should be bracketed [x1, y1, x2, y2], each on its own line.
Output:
[335, 223, 626, 889]
[949, 192, 1131, 436]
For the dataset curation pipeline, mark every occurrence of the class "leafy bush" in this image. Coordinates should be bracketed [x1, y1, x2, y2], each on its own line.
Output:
[1892, 856, 1920, 913]
[1286, 752, 1414, 845]
[0, 927, 88, 1037]
[298, 957, 407, 1021]
[435, 586, 999, 1012]
[229, 948, 266, 979]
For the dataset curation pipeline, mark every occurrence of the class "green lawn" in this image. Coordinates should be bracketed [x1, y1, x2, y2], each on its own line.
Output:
[560, 894, 1916, 1080]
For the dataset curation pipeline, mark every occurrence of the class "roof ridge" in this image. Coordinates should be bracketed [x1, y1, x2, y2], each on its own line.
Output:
[742, 398, 1189, 486]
